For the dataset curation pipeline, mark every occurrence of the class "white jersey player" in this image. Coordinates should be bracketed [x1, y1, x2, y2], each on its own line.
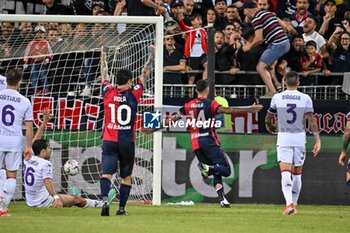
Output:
[24, 109, 104, 208]
[0, 75, 7, 91]
[0, 69, 33, 216]
[265, 71, 321, 216]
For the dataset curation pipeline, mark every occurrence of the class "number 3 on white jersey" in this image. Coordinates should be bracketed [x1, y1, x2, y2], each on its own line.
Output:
[108, 104, 131, 125]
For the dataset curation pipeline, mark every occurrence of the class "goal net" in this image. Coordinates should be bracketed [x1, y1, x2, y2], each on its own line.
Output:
[0, 15, 163, 205]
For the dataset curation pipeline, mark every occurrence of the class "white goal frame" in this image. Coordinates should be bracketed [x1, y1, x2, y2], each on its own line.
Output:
[1, 14, 163, 205]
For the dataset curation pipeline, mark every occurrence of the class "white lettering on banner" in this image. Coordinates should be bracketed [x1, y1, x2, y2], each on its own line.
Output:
[162, 137, 187, 196]
[161, 137, 268, 199]
[238, 150, 267, 198]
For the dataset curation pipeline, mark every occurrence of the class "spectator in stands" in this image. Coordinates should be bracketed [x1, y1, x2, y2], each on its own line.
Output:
[163, 33, 186, 84]
[118, 0, 165, 16]
[290, 0, 312, 35]
[226, 5, 241, 23]
[177, 14, 208, 84]
[214, 0, 228, 30]
[242, 0, 290, 98]
[183, 0, 195, 26]
[58, 23, 72, 40]
[300, 40, 323, 85]
[69, 0, 97, 15]
[283, 35, 305, 72]
[302, 16, 328, 58]
[12, 22, 34, 57]
[223, 23, 235, 44]
[42, 0, 74, 15]
[257, 0, 271, 11]
[238, 26, 264, 86]
[327, 29, 350, 84]
[0, 22, 14, 57]
[319, 0, 342, 40]
[80, 23, 105, 96]
[277, 0, 297, 19]
[93, 2, 105, 15]
[204, 8, 220, 30]
[47, 29, 63, 52]
[23, 25, 53, 95]
[233, 20, 244, 36]
[214, 30, 237, 84]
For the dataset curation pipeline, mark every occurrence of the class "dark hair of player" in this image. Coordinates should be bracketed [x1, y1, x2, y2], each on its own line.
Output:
[5, 68, 22, 86]
[196, 79, 209, 93]
[116, 69, 133, 86]
[285, 71, 299, 87]
[32, 139, 50, 156]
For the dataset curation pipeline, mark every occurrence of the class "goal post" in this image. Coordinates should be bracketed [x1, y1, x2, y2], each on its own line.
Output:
[0, 14, 163, 205]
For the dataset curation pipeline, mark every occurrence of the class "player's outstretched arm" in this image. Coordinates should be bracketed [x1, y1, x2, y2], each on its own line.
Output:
[33, 108, 52, 142]
[24, 121, 34, 161]
[43, 178, 63, 208]
[339, 121, 350, 166]
[217, 103, 263, 115]
[265, 113, 277, 134]
[139, 45, 155, 85]
[100, 46, 109, 83]
[306, 112, 321, 157]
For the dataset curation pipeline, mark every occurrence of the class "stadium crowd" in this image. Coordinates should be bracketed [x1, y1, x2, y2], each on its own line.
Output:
[0, 0, 350, 97]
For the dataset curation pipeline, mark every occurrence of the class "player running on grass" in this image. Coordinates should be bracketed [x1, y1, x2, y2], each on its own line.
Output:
[265, 71, 321, 215]
[164, 79, 263, 207]
[24, 109, 106, 208]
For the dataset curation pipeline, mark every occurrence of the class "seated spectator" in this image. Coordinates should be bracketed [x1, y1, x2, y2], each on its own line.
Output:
[290, 0, 312, 35]
[23, 25, 53, 95]
[327, 29, 350, 84]
[163, 33, 186, 84]
[302, 16, 328, 58]
[177, 14, 208, 84]
[283, 35, 305, 72]
[300, 40, 323, 85]
[319, 0, 342, 40]
[42, 0, 74, 15]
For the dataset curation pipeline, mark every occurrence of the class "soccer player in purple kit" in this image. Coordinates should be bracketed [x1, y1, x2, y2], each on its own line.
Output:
[166, 79, 263, 207]
[99, 46, 154, 216]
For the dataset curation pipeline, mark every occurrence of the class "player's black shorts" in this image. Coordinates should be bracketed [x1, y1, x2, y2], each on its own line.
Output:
[101, 140, 135, 178]
[194, 145, 229, 167]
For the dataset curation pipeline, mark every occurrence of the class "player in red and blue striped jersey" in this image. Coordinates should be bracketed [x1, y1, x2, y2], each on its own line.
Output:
[339, 112, 350, 190]
[168, 80, 263, 207]
[99, 46, 154, 216]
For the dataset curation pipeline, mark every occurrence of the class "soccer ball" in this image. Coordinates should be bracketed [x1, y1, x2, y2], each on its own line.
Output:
[64, 159, 80, 176]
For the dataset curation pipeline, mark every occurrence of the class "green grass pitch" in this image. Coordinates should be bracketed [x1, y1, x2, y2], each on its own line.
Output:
[1, 202, 349, 233]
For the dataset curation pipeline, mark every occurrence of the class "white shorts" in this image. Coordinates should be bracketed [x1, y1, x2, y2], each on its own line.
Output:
[277, 146, 306, 166]
[35, 196, 55, 208]
[0, 151, 22, 171]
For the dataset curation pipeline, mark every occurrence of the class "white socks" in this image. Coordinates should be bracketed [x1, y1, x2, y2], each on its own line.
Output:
[281, 171, 293, 206]
[0, 169, 6, 196]
[292, 173, 302, 205]
[3, 178, 16, 208]
[84, 199, 104, 208]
